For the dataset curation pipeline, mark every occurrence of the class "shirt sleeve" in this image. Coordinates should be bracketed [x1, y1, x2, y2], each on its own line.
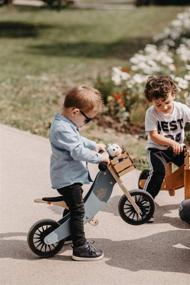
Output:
[182, 103, 190, 122]
[145, 108, 157, 132]
[80, 136, 96, 150]
[54, 128, 101, 164]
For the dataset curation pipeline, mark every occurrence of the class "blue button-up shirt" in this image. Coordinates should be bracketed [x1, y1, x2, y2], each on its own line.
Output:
[49, 113, 102, 189]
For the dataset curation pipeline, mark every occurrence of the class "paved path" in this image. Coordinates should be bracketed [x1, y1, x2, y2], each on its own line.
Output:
[1, 124, 190, 285]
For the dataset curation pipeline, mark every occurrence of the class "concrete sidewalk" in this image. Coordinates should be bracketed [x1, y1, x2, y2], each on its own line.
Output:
[1, 124, 190, 285]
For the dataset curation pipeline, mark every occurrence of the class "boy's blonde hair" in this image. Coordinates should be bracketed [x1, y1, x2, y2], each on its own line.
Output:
[145, 75, 177, 102]
[64, 85, 103, 113]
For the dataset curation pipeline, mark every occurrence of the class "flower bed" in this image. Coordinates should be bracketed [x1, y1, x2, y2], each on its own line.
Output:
[96, 8, 190, 139]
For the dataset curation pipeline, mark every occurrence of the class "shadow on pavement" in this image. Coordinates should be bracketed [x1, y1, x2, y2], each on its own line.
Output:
[1, 230, 190, 275]
[53, 230, 190, 274]
[0, 232, 33, 260]
[97, 230, 190, 273]
[101, 195, 190, 229]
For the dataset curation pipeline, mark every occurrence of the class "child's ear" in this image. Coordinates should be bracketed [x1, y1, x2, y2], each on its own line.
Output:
[72, 108, 80, 116]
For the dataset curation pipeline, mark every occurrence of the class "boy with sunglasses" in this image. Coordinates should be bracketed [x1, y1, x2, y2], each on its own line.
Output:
[49, 85, 109, 261]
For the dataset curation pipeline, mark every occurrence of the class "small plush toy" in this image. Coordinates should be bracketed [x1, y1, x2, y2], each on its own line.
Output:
[107, 144, 122, 158]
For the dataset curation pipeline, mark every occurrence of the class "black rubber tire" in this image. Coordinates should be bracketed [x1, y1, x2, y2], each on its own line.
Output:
[138, 169, 150, 189]
[179, 199, 190, 224]
[27, 219, 64, 258]
[118, 189, 155, 225]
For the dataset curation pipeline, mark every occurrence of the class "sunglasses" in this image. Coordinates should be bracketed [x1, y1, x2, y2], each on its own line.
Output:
[80, 110, 93, 124]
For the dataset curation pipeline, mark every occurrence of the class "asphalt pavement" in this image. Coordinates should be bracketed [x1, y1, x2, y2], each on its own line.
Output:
[1, 124, 190, 285]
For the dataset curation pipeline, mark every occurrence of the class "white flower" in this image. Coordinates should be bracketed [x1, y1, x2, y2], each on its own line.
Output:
[132, 74, 147, 84]
[175, 77, 189, 90]
[111, 67, 130, 85]
[169, 64, 176, 72]
[184, 74, 190, 81]
[185, 95, 190, 107]
[177, 48, 190, 63]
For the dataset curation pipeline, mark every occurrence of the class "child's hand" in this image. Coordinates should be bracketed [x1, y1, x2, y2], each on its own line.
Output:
[170, 141, 184, 155]
[100, 152, 110, 164]
[96, 143, 106, 153]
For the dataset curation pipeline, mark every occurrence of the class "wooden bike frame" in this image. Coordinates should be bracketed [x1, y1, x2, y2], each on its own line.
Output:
[139, 149, 190, 199]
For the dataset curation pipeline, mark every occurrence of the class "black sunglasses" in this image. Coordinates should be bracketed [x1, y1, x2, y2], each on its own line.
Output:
[80, 110, 93, 124]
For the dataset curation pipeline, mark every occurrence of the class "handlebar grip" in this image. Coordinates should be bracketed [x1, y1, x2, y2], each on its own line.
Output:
[168, 144, 186, 152]
[98, 162, 108, 171]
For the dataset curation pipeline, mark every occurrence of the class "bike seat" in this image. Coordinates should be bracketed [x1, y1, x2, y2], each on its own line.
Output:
[42, 196, 64, 202]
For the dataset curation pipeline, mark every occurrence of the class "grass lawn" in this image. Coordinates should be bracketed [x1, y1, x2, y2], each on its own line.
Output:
[0, 5, 185, 156]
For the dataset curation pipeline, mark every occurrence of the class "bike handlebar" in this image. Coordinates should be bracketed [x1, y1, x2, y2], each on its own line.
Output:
[98, 149, 109, 171]
[167, 143, 186, 152]
[98, 161, 108, 171]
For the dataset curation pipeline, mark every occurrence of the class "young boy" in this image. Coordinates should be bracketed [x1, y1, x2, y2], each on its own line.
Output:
[144, 75, 190, 200]
[49, 85, 109, 261]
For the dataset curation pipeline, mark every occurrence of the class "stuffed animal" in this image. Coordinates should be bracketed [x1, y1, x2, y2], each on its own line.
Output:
[107, 144, 122, 158]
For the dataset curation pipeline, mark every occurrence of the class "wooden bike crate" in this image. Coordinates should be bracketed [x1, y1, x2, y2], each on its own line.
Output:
[110, 151, 135, 177]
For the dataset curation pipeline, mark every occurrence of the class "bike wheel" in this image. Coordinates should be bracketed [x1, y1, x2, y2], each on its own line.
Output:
[118, 189, 155, 225]
[27, 219, 64, 258]
[138, 169, 150, 189]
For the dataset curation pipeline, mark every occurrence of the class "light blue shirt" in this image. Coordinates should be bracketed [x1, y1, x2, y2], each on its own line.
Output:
[49, 113, 102, 189]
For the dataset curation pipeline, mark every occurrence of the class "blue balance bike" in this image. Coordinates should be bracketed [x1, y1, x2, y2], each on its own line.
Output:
[27, 147, 155, 258]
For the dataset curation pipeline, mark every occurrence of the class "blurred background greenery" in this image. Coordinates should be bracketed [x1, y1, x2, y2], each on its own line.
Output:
[0, 1, 188, 163]
[0, 3, 184, 132]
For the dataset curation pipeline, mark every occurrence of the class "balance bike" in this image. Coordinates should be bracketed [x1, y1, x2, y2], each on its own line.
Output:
[138, 147, 190, 199]
[27, 147, 155, 258]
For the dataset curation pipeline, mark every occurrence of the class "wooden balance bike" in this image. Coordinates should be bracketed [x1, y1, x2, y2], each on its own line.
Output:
[138, 147, 190, 199]
[27, 149, 155, 258]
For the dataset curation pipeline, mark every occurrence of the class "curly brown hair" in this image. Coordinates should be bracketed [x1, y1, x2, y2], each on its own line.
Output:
[144, 75, 177, 102]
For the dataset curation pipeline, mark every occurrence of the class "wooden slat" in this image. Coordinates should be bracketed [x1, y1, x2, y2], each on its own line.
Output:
[34, 198, 68, 208]
[117, 165, 135, 177]
[110, 151, 134, 176]
[112, 158, 133, 172]
[185, 150, 190, 170]
[184, 170, 190, 199]
[163, 165, 184, 190]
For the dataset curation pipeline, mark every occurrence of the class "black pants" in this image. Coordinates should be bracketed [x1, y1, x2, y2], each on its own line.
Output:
[57, 183, 86, 247]
[144, 148, 184, 198]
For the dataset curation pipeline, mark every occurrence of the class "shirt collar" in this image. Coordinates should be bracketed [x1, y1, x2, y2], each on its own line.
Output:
[55, 113, 78, 130]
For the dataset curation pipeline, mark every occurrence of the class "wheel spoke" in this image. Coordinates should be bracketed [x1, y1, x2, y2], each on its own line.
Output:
[36, 241, 44, 249]
[124, 208, 133, 214]
[141, 200, 149, 206]
[38, 227, 43, 234]
[124, 207, 133, 212]
[135, 195, 142, 203]
[131, 211, 137, 220]
[124, 205, 133, 211]
[34, 237, 42, 244]
[124, 201, 131, 207]
[128, 210, 135, 218]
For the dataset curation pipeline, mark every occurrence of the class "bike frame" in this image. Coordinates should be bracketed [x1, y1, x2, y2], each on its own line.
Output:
[139, 148, 190, 199]
[35, 151, 143, 245]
